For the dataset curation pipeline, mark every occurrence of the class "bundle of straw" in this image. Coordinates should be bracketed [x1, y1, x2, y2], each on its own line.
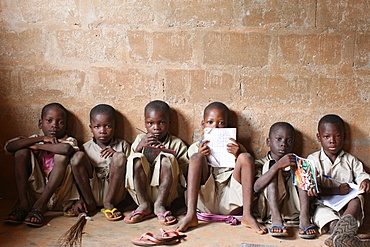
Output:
[59, 213, 91, 247]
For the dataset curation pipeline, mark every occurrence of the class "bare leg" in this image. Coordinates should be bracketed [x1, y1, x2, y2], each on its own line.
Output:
[70, 151, 96, 213]
[103, 152, 126, 218]
[154, 156, 176, 223]
[343, 197, 361, 220]
[175, 153, 210, 232]
[265, 175, 286, 234]
[26, 154, 69, 224]
[13, 149, 32, 212]
[234, 153, 267, 234]
[130, 158, 152, 220]
[298, 188, 316, 235]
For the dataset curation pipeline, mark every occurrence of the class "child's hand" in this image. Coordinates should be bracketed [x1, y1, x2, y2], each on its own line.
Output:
[275, 153, 296, 170]
[100, 147, 116, 159]
[136, 133, 162, 152]
[226, 138, 240, 158]
[307, 187, 319, 197]
[199, 140, 210, 156]
[359, 179, 370, 193]
[338, 183, 351, 195]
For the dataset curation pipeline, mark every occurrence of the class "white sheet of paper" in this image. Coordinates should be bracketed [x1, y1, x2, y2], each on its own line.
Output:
[203, 128, 236, 168]
[321, 183, 364, 211]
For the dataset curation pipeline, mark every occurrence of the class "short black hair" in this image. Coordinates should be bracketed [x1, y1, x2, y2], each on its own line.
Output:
[90, 104, 116, 122]
[41, 103, 68, 120]
[269, 122, 295, 138]
[203, 102, 229, 119]
[144, 100, 170, 118]
[318, 114, 345, 133]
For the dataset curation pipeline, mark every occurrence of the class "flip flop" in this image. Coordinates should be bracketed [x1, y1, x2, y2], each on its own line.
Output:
[155, 228, 186, 241]
[4, 207, 28, 224]
[324, 215, 358, 247]
[124, 210, 155, 224]
[131, 232, 180, 246]
[268, 224, 288, 237]
[333, 234, 370, 247]
[24, 208, 44, 227]
[156, 211, 177, 225]
[101, 208, 123, 221]
[298, 225, 316, 239]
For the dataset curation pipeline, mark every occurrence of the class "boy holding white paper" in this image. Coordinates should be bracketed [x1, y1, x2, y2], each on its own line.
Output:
[307, 114, 370, 246]
[176, 102, 267, 234]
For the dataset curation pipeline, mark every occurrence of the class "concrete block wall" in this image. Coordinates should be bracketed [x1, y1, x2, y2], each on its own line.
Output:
[0, 1, 369, 205]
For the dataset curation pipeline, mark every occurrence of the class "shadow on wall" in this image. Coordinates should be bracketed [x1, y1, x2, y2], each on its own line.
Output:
[115, 110, 134, 143]
[169, 108, 191, 146]
[67, 110, 85, 146]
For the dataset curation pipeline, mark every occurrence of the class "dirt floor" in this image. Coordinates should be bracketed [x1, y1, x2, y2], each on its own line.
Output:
[1, 196, 369, 247]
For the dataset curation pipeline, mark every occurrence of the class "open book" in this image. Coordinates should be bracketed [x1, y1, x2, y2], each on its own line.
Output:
[320, 183, 364, 211]
[203, 128, 236, 168]
[292, 155, 319, 192]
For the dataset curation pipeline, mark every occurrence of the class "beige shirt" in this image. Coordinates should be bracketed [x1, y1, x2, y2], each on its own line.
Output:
[131, 133, 188, 175]
[308, 148, 370, 187]
[83, 138, 131, 179]
[188, 140, 246, 183]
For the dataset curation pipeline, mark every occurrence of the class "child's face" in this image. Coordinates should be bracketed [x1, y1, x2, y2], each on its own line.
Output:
[89, 114, 115, 146]
[267, 126, 294, 161]
[317, 122, 344, 157]
[145, 109, 169, 142]
[202, 107, 228, 129]
[38, 106, 67, 138]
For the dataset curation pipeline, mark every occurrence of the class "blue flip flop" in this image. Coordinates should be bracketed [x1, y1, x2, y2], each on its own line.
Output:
[268, 224, 288, 237]
[298, 225, 316, 239]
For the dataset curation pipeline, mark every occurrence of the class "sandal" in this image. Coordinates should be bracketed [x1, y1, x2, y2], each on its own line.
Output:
[4, 207, 28, 224]
[298, 225, 316, 239]
[24, 208, 44, 227]
[131, 232, 180, 246]
[156, 228, 186, 241]
[268, 224, 288, 237]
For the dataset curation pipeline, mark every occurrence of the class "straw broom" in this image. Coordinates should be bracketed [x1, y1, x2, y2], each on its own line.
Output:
[59, 213, 91, 247]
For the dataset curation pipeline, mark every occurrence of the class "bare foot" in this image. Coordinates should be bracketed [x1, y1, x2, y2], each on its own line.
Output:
[175, 215, 199, 232]
[241, 215, 267, 234]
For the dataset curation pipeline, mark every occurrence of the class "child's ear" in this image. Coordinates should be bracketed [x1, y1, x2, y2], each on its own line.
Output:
[201, 120, 205, 128]
[266, 137, 270, 147]
[316, 133, 321, 142]
[89, 124, 92, 132]
[38, 119, 42, 129]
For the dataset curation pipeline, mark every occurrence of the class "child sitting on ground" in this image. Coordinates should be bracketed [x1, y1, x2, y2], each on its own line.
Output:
[70, 104, 131, 221]
[124, 100, 188, 225]
[4, 103, 79, 227]
[176, 102, 267, 234]
[254, 122, 316, 238]
[307, 114, 370, 246]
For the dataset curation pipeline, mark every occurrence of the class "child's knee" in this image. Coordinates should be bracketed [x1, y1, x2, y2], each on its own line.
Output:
[14, 148, 31, 161]
[111, 152, 126, 169]
[70, 151, 85, 167]
[54, 153, 69, 165]
[190, 152, 206, 165]
[237, 153, 254, 167]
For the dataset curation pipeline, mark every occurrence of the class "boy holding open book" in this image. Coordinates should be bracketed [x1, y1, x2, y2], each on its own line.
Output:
[307, 114, 370, 247]
[175, 102, 266, 234]
[124, 100, 188, 225]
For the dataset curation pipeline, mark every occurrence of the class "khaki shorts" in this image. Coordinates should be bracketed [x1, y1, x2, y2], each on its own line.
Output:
[196, 173, 243, 215]
[313, 195, 365, 233]
[89, 168, 126, 207]
[126, 152, 183, 206]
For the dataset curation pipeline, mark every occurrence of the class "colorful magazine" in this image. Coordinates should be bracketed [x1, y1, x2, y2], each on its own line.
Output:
[292, 155, 319, 192]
